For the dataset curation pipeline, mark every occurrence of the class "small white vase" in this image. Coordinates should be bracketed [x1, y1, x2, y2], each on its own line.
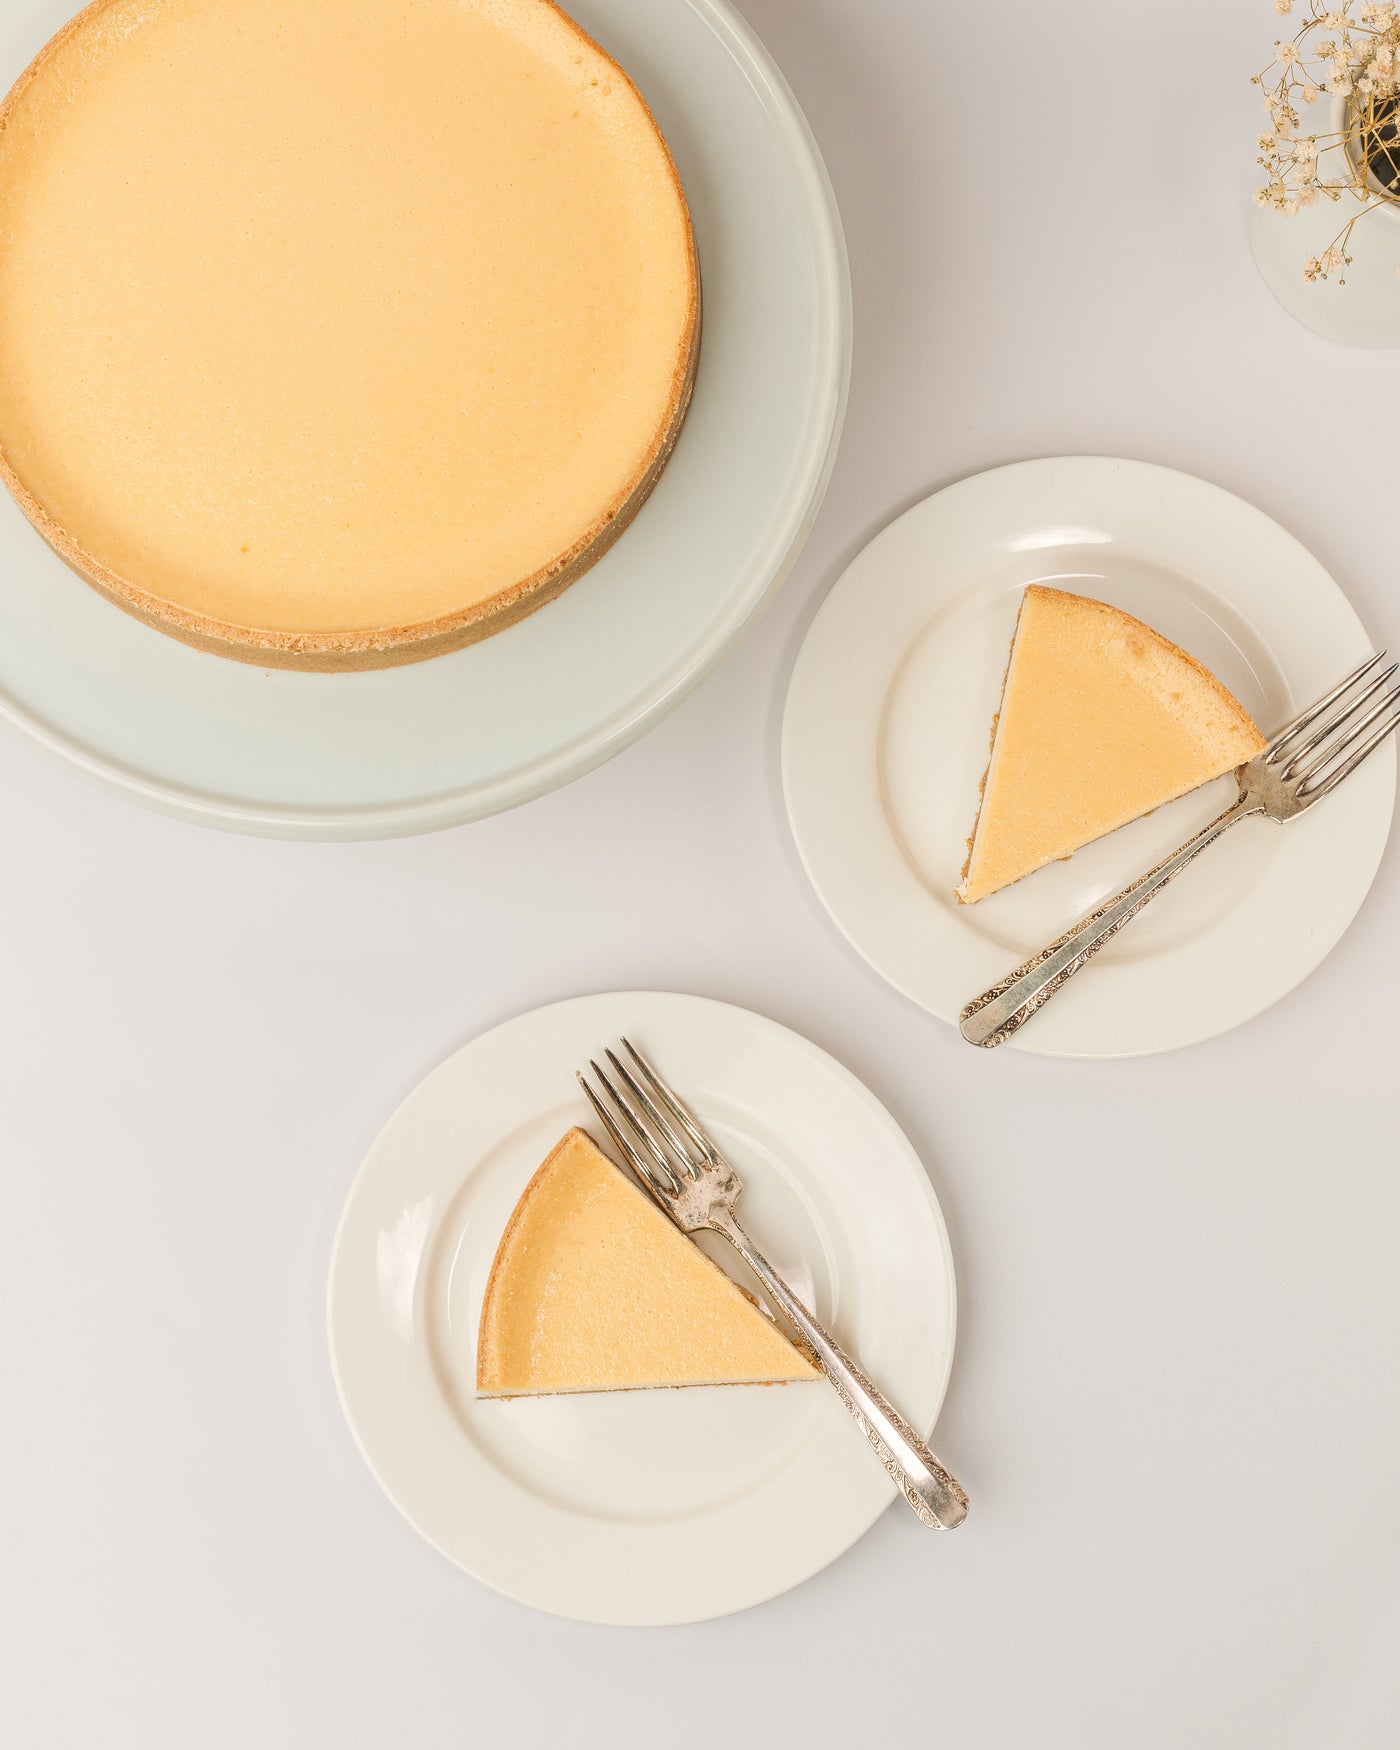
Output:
[1249, 93, 1400, 347]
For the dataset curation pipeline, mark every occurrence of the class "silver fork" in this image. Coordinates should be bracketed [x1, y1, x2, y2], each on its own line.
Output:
[577, 1039, 969, 1531]
[960, 650, 1400, 1048]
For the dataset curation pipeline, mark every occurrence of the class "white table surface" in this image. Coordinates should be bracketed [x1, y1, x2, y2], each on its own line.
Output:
[3, 1, 1397, 1744]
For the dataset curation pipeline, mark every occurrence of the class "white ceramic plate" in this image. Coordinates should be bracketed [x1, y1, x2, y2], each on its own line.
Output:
[0, 0, 848, 839]
[326, 992, 956, 1626]
[783, 458, 1395, 1060]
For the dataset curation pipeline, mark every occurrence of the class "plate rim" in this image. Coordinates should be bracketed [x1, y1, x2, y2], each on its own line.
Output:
[325, 989, 958, 1626]
[0, 0, 852, 840]
[781, 454, 1397, 1060]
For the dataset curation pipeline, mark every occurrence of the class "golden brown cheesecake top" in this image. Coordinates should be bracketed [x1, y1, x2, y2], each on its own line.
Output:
[0, 0, 697, 655]
[958, 586, 1267, 903]
[477, 1129, 818, 1396]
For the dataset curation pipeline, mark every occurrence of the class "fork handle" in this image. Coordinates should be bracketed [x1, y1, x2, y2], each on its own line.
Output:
[959, 798, 1257, 1049]
[713, 1213, 968, 1530]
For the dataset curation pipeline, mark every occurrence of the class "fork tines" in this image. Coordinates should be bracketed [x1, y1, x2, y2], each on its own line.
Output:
[577, 1039, 713, 1205]
[1265, 649, 1400, 800]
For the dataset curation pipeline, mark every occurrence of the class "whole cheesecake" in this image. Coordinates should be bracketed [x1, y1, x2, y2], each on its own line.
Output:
[0, 0, 699, 669]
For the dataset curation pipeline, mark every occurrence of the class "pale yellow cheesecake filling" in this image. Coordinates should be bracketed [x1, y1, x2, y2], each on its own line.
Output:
[477, 1129, 817, 1396]
[0, 0, 696, 644]
[958, 586, 1266, 903]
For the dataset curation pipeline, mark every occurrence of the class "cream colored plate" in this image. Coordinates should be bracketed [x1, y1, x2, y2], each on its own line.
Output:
[0, 0, 848, 837]
[326, 992, 956, 1625]
[783, 458, 1395, 1059]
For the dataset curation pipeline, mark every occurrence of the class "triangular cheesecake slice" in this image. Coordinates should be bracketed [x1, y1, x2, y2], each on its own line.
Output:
[958, 586, 1266, 904]
[477, 1128, 818, 1396]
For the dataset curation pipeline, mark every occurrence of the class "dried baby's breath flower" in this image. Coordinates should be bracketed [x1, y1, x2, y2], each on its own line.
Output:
[1253, 0, 1400, 284]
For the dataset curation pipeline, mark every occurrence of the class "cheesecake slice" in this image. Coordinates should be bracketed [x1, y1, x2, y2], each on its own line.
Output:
[0, 0, 699, 669]
[957, 586, 1266, 904]
[477, 1129, 818, 1397]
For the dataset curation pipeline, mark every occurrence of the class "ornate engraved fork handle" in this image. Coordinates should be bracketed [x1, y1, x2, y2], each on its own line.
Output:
[959, 796, 1258, 1049]
[712, 1212, 969, 1530]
